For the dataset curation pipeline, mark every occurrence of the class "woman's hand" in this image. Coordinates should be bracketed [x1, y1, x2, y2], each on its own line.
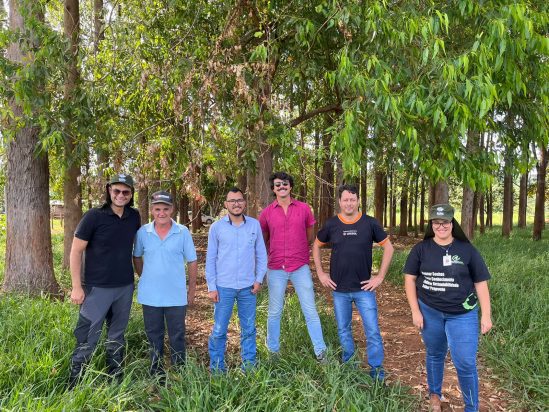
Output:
[480, 314, 492, 334]
[412, 309, 424, 330]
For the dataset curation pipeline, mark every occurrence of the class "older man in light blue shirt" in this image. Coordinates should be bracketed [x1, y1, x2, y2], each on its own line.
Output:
[206, 187, 267, 371]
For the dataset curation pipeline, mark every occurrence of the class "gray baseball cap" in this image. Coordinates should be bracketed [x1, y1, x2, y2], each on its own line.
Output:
[151, 191, 173, 206]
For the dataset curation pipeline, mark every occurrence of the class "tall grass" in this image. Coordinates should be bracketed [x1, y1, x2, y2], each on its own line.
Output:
[382, 227, 549, 411]
[0, 217, 418, 411]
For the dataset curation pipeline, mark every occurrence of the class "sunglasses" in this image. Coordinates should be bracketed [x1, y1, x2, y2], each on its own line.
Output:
[111, 188, 131, 197]
[274, 182, 289, 187]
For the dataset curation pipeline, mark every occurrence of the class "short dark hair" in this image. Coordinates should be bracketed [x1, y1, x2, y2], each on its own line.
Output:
[269, 171, 294, 190]
[105, 183, 135, 207]
[227, 186, 243, 197]
[338, 184, 359, 199]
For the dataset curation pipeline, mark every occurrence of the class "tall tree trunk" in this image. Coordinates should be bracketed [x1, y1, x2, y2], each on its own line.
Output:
[399, 178, 409, 236]
[191, 197, 203, 232]
[246, 169, 257, 217]
[419, 177, 425, 232]
[502, 152, 513, 238]
[383, 173, 388, 227]
[3, 0, 59, 295]
[518, 172, 528, 228]
[318, 132, 334, 229]
[138, 184, 149, 225]
[486, 185, 493, 228]
[170, 182, 178, 220]
[360, 164, 367, 213]
[413, 173, 419, 237]
[389, 169, 396, 234]
[178, 190, 190, 226]
[374, 170, 385, 224]
[533, 145, 548, 240]
[461, 185, 475, 239]
[62, 0, 82, 269]
[479, 194, 485, 234]
[313, 131, 320, 219]
[433, 180, 449, 204]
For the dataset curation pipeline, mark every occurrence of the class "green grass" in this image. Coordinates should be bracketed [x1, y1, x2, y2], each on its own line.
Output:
[0, 216, 418, 411]
[381, 226, 549, 411]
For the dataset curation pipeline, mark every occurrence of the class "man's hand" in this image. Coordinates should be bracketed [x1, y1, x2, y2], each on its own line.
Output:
[251, 282, 261, 294]
[361, 274, 384, 291]
[208, 291, 219, 303]
[187, 286, 196, 305]
[70, 286, 85, 305]
[318, 271, 337, 290]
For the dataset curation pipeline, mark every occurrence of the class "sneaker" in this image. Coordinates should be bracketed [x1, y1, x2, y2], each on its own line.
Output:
[316, 350, 328, 364]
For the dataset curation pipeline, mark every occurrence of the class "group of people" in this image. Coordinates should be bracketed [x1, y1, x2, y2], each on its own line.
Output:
[67, 171, 492, 412]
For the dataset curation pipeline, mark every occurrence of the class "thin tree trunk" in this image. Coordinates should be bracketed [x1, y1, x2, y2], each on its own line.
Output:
[383, 174, 388, 227]
[399, 177, 409, 236]
[3, 0, 59, 295]
[461, 185, 475, 239]
[62, 0, 82, 269]
[138, 184, 149, 225]
[533, 145, 548, 240]
[389, 169, 396, 234]
[419, 177, 425, 232]
[479, 194, 485, 234]
[313, 131, 320, 219]
[413, 173, 419, 237]
[374, 170, 384, 224]
[502, 152, 513, 238]
[518, 172, 528, 228]
[318, 132, 334, 229]
[360, 163, 367, 214]
[178, 190, 190, 226]
[487, 185, 493, 228]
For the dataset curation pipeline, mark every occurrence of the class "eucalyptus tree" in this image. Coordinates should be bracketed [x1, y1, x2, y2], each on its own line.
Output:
[1, 0, 60, 294]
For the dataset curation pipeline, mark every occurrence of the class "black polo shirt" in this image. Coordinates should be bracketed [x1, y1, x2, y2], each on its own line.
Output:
[316, 213, 388, 292]
[75, 204, 141, 287]
[403, 238, 491, 313]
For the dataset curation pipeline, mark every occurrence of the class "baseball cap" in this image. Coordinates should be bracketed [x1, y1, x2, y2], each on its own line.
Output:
[108, 174, 134, 188]
[151, 191, 173, 206]
[429, 204, 454, 221]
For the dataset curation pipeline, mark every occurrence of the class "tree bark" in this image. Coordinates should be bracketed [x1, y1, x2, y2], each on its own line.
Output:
[419, 177, 425, 232]
[138, 184, 149, 225]
[360, 164, 367, 214]
[178, 190, 190, 226]
[479, 194, 485, 234]
[433, 180, 449, 204]
[3, 0, 59, 295]
[461, 185, 475, 239]
[533, 145, 548, 240]
[389, 169, 396, 234]
[318, 132, 334, 229]
[399, 178, 409, 236]
[518, 172, 528, 228]
[62, 0, 82, 269]
[374, 170, 384, 224]
[486, 185, 493, 228]
[502, 153, 513, 238]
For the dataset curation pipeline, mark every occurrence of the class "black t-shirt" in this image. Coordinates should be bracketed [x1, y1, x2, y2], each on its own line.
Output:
[316, 213, 388, 292]
[75, 204, 141, 287]
[403, 238, 491, 313]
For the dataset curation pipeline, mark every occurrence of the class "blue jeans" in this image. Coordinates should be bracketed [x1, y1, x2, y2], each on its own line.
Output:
[332, 290, 384, 379]
[266, 264, 326, 356]
[208, 285, 257, 371]
[419, 300, 479, 412]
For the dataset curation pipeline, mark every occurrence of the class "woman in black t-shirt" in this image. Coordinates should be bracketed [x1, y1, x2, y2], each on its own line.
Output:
[403, 204, 492, 412]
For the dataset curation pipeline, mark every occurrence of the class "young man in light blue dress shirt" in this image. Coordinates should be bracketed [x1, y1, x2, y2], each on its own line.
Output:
[133, 191, 198, 376]
[206, 187, 268, 371]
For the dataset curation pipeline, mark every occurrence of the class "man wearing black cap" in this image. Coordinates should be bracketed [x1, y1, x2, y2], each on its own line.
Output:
[133, 191, 197, 376]
[68, 174, 141, 387]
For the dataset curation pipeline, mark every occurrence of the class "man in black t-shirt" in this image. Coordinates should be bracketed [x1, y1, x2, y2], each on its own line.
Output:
[68, 174, 140, 388]
[313, 184, 394, 380]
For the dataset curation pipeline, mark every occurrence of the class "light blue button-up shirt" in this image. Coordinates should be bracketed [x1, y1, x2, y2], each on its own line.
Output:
[205, 215, 268, 291]
[134, 219, 197, 306]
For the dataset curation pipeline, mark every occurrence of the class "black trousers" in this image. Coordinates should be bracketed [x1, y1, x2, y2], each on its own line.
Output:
[142, 305, 187, 372]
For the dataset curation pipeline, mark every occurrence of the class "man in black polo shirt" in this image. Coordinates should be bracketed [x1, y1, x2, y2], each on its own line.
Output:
[312, 184, 394, 380]
[68, 174, 141, 387]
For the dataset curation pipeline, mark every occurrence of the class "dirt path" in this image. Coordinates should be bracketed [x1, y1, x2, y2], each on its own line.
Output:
[185, 234, 513, 411]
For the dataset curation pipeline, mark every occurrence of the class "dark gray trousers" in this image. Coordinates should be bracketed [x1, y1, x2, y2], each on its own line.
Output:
[70, 284, 134, 373]
[142, 305, 187, 373]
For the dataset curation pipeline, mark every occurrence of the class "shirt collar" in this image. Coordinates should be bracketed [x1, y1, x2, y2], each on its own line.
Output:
[145, 219, 180, 234]
[223, 214, 247, 225]
[273, 198, 295, 208]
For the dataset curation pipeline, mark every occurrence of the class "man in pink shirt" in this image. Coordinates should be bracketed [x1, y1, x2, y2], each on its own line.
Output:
[259, 171, 327, 361]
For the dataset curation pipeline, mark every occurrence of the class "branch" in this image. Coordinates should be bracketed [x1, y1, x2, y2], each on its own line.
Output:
[289, 103, 343, 128]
